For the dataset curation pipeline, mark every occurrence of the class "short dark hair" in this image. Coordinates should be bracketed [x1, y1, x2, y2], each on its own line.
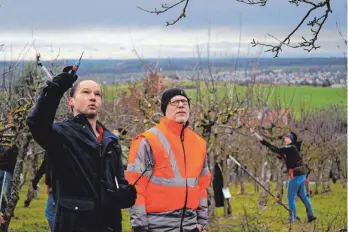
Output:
[70, 81, 82, 97]
[69, 80, 103, 98]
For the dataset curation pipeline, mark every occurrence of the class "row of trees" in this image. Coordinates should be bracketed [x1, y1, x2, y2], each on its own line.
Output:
[0, 57, 346, 231]
[98, 59, 347, 219]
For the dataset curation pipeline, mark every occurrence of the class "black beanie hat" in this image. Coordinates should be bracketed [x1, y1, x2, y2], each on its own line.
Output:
[161, 88, 190, 115]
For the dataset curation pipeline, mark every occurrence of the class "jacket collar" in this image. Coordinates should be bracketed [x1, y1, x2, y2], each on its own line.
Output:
[72, 114, 118, 141]
[72, 113, 91, 125]
[160, 116, 189, 135]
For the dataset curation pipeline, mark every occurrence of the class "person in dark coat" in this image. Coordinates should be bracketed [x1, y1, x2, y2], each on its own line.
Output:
[0, 145, 18, 212]
[260, 132, 317, 223]
[27, 72, 137, 231]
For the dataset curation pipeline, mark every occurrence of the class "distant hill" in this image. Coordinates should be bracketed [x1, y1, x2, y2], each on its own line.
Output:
[1, 57, 346, 77]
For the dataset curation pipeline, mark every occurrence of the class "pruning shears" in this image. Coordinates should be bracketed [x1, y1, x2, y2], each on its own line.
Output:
[36, 53, 53, 80]
[240, 118, 263, 140]
[63, 51, 84, 76]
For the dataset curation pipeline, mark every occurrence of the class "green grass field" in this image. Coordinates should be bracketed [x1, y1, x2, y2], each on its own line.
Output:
[185, 84, 347, 112]
[210, 181, 347, 232]
[9, 181, 347, 231]
[102, 83, 347, 116]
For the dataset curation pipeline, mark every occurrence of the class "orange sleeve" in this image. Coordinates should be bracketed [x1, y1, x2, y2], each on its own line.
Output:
[126, 136, 154, 231]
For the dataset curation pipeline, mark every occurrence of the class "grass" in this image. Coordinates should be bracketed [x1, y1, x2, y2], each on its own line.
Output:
[102, 81, 347, 117]
[9, 181, 347, 231]
[185, 84, 347, 112]
[209, 181, 347, 232]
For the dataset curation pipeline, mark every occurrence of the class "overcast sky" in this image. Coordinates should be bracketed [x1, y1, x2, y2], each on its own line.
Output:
[0, 0, 346, 60]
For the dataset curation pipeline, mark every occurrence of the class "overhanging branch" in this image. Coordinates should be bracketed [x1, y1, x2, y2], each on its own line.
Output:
[137, 0, 190, 26]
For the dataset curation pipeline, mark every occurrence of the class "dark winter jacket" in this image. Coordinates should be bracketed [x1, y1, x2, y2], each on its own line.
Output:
[260, 140, 305, 176]
[27, 84, 136, 232]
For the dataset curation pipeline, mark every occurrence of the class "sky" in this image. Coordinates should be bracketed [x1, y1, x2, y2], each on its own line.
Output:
[0, 0, 346, 60]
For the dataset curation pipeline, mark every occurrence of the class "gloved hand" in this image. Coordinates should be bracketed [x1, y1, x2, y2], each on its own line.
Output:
[119, 184, 137, 208]
[107, 184, 137, 209]
[32, 178, 39, 190]
[47, 72, 78, 92]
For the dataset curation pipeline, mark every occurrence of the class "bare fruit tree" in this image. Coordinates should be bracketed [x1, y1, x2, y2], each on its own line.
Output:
[138, 0, 333, 57]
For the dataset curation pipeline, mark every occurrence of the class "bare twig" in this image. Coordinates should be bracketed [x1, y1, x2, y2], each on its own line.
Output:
[139, 0, 332, 57]
[236, 0, 267, 6]
[252, 0, 332, 57]
[137, 0, 190, 26]
[132, 49, 154, 75]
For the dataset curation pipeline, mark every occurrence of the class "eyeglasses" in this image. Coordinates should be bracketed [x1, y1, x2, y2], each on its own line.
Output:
[169, 99, 189, 107]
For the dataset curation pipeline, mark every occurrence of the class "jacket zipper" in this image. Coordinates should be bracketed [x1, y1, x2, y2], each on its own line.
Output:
[179, 125, 188, 232]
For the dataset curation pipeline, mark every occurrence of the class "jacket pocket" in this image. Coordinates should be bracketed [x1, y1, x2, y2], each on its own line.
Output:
[58, 197, 95, 211]
[56, 197, 97, 231]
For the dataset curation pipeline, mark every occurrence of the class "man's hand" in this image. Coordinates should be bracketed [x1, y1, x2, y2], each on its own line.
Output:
[32, 177, 41, 191]
[107, 184, 137, 208]
[31, 180, 38, 190]
[121, 184, 137, 207]
[47, 72, 78, 92]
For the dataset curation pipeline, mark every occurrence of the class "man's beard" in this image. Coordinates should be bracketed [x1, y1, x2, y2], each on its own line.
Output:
[77, 109, 97, 119]
[85, 113, 96, 119]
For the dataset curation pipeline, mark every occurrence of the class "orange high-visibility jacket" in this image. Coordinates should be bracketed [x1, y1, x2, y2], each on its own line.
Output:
[126, 117, 212, 232]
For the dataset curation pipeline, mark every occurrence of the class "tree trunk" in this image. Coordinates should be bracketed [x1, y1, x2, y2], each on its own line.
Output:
[254, 166, 259, 194]
[258, 157, 271, 207]
[19, 161, 28, 189]
[24, 146, 39, 207]
[238, 170, 245, 195]
[338, 154, 347, 189]
[2, 134, 31, 232]
[276, 161, 284, 201]
[321, 158, 332, 193]
[258, 157, 266, 206]
[317, 161, 325, 194]
[314, 161, 321, 195]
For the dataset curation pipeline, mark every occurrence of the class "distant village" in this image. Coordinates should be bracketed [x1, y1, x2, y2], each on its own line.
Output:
[101, 67, 346, 87]
[167, 68, 346, 87]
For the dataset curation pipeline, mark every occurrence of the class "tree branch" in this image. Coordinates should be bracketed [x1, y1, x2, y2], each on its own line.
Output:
[139, 0, 333, 56]
[252, 0, 332, 57]
[236, 0, 267, 6]
[137, 0, 190, 26]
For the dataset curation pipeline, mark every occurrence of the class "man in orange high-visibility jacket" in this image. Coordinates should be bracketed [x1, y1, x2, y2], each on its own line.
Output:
[126, 88, 212, 232]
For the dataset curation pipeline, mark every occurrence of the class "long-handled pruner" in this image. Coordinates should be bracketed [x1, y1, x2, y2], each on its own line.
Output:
[240, 118, 263, 141]
[36, 53, 53, 80]
[63, 51, 84, 76]
[240, 117, 285, 160]
[229, 155, 302, 223]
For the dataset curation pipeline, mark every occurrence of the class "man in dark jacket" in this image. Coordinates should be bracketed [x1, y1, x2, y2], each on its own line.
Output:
[27, 72, 137, 231]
